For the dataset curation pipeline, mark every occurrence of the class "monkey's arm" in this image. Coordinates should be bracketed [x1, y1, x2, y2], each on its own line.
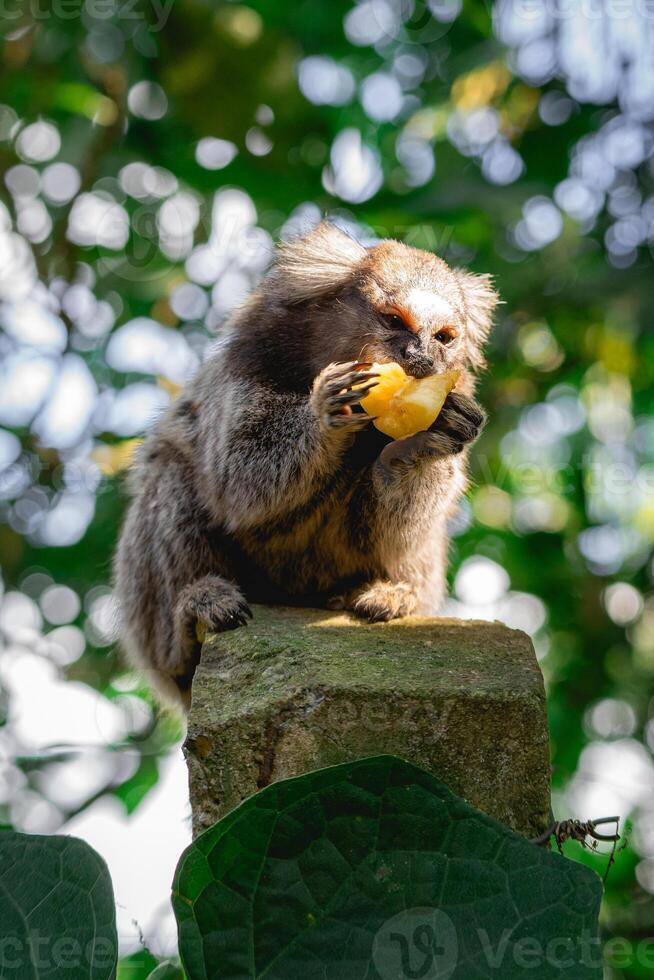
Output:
[197, 362, 378, 532]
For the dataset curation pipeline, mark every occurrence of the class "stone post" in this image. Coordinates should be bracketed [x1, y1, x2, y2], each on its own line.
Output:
[184, 606, 551, 838]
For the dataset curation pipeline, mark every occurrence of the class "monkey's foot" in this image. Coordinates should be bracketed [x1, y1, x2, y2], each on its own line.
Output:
[180, 577, 252, 634]
[171, 576, 252, 696]
[311, 361, 379, 433]
[175, 575, 251, 661]
[348, 580, 418, 623]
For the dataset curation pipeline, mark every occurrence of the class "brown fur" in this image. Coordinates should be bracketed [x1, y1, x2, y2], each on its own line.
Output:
[114, 222, 498, 708]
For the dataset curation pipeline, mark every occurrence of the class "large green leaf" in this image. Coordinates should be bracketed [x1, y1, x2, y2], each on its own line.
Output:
[0, 831, 118, 980]
[172, 756, 602, 980]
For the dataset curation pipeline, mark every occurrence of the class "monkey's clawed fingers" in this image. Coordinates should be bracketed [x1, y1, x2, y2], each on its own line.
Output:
[312, 361, 379, 432]
[180, 579, 253, 639]
[431, 392, 486, 445]
[222, 599, 254, 630]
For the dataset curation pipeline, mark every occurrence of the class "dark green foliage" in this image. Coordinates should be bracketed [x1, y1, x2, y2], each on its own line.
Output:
[0, 830, 118, 979]
[117, 950, 160, 980]
[173, 756, 603, 979]
[146, 963, 185, 979]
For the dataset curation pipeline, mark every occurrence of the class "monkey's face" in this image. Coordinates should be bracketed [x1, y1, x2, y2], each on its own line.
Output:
[347, 242, 482, 379]
[270, 224, 496, 385]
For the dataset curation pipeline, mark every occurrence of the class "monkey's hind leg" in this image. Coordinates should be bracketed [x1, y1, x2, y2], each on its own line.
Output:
[172, 575, 252, 703]
[344, 580, 418, 624]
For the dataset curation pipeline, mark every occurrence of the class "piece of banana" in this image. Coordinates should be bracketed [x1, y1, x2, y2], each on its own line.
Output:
[360, 362, 460, 440]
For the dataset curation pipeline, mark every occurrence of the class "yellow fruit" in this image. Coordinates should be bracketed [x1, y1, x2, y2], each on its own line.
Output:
[360, 362, 460, 440]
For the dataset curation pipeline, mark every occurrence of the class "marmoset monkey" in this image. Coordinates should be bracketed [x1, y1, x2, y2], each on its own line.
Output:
[114, 222, 498, 707]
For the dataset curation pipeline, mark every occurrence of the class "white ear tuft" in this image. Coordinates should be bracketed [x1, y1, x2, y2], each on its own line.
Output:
[270, 221, 366, 303]
[455, 269, 499, 369]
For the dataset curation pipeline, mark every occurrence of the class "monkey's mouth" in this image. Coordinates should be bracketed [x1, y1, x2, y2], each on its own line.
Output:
[365, 347, 439, 380]
[371, 343, 438, 380]
[402, 364, 435, 380]
[401, 356, 438, 380]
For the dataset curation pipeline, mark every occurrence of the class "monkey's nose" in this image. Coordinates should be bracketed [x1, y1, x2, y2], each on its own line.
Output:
[404, 353, 435, 378]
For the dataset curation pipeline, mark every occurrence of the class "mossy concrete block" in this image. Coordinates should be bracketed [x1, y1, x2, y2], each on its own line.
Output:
[185, 606, 551, 838]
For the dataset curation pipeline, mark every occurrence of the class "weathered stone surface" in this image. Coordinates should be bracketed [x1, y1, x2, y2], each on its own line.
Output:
[185, 605, 551, 838]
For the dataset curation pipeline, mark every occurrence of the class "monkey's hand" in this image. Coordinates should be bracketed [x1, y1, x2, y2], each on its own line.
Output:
[311, 361, 379, 434]
[430, 392, 486, 445]
[376, 394, 486, 484]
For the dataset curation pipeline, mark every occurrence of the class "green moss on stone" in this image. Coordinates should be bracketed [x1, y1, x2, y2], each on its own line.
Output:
[185, 606, 551, 840]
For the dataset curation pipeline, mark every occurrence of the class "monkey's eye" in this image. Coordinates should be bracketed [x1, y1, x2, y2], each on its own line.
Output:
[384, 313, 406, 331]
[434, 327, 457, 345]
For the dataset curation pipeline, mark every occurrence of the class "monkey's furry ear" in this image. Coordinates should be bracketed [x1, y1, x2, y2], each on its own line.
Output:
[270, 221, 366, 303]
[455, 269, 499, 369]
